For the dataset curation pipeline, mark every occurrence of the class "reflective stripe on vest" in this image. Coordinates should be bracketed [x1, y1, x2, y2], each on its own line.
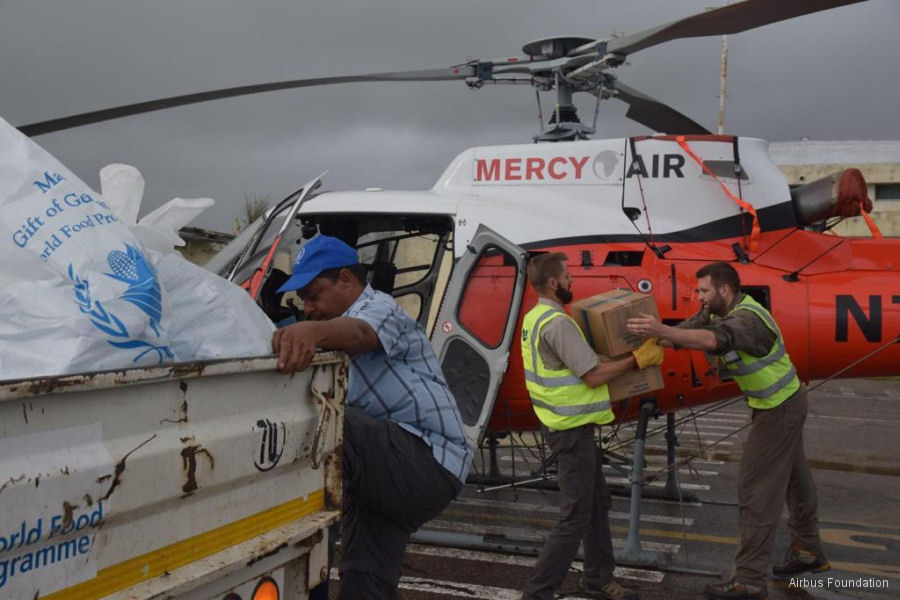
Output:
[520, 304, 613, 429]
[715, 295, 800, 409]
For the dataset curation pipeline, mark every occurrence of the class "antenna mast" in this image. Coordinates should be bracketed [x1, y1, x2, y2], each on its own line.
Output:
[718, 33, 728, 135]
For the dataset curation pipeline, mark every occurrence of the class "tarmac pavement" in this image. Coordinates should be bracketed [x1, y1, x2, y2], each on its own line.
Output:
[329, 378, 899, 599]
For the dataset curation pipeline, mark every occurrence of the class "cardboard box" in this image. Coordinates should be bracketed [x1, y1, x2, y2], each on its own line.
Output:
[570, 289, 660, 357]
[605, 364, 664, 401]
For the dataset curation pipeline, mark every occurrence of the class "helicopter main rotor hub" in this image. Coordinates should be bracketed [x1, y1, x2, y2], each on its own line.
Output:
[522, 36, 596, 60]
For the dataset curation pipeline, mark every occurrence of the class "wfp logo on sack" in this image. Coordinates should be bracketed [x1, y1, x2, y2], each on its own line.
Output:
[106, 245, 163, 335]
[68, 243, 173, 363]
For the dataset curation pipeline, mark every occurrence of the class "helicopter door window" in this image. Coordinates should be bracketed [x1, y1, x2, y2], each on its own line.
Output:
[356, 226, 453, 324]
[740, 286, 771, 310]
[457, 246, 518, 349]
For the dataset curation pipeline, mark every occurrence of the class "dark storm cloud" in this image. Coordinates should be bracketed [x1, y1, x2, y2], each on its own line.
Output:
[2, 0, 897, 232]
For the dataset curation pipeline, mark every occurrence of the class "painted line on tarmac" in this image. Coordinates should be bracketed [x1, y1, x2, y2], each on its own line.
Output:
[821, 528, 900, 551]
[608, 510, 694, 526]
[821, 517, 900, 532]
[827, 561, 900, 579]
[643, 455, 724, 466]
[807, 413, 900, 425]
[645, 438, 734, 447]
[620, 466, 719, 477]
[609, 524, 737, 546]
[614, 495, 703, 508]
[611, 538, 681, 553]
[606, 463, 719, 477]
[710, 412, 751, 420]
[684, 423, 749, 431]
[471, 486, 703, 508]
[606, 476, 710, 491]
[329, 569, 543, 600]
[453, 496, 696, 526]
[644, 444, 732, 454]
[406, 544, 666, 583]
[427, 519, 683, 554]
[646, 433, 737, 443]
[400, 577, 528, 600]
[692, 416, 749, 425]
[495, 455, 720, 476]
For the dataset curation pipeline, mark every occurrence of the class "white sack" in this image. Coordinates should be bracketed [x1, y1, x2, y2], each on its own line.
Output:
[100, 162, 215, 253]
[0, 117, 175, 379]
[134, 196, 215, 252]
[95, 164, 274, 359]
[147, 249, 275, 360]
[99, 163, 144, 226]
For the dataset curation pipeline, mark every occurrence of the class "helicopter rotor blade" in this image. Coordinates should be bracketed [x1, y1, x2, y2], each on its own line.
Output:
[609, 79, 710, 135]
[17, 67, 476, 137]
[570, 0, 868, 59]
[608, 0, 868, 57]
[15, 0, 868, 138]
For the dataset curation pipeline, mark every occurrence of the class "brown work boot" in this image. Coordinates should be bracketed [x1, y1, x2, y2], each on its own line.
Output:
[772, 546, 831, 578]
[583, 579, 639, 600]
[704, 579, 768, 600]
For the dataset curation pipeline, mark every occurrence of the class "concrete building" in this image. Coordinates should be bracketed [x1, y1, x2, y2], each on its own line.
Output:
[769, 140, 900, 236]
[176, 226, 235, 265]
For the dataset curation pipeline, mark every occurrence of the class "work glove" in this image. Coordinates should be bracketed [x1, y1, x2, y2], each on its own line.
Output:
[632, 338, 664, 369]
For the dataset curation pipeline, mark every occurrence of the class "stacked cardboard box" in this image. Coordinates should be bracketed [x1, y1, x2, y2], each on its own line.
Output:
[570, 289, 664, 401]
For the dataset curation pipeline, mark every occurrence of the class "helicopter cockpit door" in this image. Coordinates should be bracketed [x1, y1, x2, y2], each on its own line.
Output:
[430, 225, 528, 450]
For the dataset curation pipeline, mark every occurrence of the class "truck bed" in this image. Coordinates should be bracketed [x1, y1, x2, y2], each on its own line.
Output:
[0, 353, 346, 600]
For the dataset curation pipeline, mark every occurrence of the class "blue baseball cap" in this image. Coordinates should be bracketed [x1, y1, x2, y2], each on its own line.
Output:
[276, 235, 360, 294]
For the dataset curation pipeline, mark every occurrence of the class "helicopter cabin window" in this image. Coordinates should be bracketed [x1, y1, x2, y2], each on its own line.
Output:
[299, 214, 455, 331]
[356, 230, 448, 323]
[740, 286, 770, 310]
[457, 245, 518, 349]
[603, 250, 644, 267]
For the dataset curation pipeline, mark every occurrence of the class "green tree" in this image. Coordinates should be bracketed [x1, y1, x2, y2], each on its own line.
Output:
[234, 194, 269, 233]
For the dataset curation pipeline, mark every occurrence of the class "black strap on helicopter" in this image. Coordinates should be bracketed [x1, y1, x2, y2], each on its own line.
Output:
[624, 137, 668, 259]
[732, 136, 750, 260]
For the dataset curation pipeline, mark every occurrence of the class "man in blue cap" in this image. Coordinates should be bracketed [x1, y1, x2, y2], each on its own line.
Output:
[273, 235, 472, 600]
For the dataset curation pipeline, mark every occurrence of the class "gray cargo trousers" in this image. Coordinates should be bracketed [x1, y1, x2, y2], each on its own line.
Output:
[523, 424, 616, 600]
[734, 385, 822, 589]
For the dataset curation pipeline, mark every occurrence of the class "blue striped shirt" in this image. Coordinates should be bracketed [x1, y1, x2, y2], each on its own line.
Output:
[343, 285, 472, 482]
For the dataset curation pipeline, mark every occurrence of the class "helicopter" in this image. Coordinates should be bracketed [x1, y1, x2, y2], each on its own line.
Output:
[14, 0, 900, 566]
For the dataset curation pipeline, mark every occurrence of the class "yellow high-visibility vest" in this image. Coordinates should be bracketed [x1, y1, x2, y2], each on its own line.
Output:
[520, 303, 614, 429]
[713, 295, 800, 409]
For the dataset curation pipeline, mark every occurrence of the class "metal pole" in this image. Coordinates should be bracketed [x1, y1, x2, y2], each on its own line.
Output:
[664, 412, 679, 497]
[717, 33, 728, 135]
[616, 401, 669, 567]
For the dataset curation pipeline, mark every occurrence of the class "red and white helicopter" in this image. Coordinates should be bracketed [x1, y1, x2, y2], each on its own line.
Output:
[19, 0, 899, 565]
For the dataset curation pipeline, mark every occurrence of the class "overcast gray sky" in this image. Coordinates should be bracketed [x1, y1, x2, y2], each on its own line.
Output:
[2, 0, 898, 233]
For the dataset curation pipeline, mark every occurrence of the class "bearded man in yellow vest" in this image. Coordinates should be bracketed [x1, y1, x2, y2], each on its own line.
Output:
[627, 262, 827, 600]
[520, 253, 663, 600]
